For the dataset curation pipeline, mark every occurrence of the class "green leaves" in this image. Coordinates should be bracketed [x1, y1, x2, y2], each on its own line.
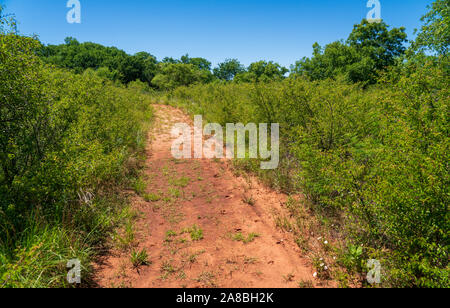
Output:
[167, 60, 449, 287]
[347, 20, 407, 69]
[235, 61, 288, 83]
[213, 59, 245, 81]
[0, 33, 154, 287]
[412, 0, 449, 56]
[292, 20, 407, 84]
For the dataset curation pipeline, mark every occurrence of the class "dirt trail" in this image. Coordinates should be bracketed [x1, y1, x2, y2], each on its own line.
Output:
[95, 105, 325, 288]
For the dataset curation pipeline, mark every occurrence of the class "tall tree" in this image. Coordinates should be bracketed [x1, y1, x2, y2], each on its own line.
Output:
[412, 0, 449, 56]
[180, 54, 212, 71]
[39, 38, 159, 85]
[347, 20, 407, 70]
[151, 63, 213, 90]
[213, 59, 245, 81]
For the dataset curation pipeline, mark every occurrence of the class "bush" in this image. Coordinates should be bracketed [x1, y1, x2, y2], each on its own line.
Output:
[0, 33, 154, 287]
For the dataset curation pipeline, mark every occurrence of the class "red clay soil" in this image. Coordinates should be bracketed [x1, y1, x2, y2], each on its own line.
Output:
[94, 105, 333, 288]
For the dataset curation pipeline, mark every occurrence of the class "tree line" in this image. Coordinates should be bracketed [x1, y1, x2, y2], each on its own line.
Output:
[40, 13, 436, 89]
[162, 0, 449, 288]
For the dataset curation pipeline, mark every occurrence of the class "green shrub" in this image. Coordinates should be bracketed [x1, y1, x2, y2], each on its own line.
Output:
[0, 33, 154, 287]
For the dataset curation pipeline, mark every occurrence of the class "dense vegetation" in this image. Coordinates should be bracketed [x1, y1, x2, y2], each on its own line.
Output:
[161, 2, 449, 288]
[165, 61, 448, 287]
[0, 8, 153, 287]
[1, 0, 448, 288]
[291, 20, 407, 84]
[39, 35, 292, 90]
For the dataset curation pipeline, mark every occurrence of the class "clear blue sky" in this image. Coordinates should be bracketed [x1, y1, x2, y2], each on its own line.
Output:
[2, 0, 433, 67]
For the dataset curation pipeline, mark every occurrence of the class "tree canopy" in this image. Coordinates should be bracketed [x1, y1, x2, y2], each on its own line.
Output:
[235, 61, 288, 83]
[40, 38, 158, 85]
[213, 59, 245, 81]
[412, 0, 449, 56]
[151, 62, 213, 90]
[292, 20, 407, 84]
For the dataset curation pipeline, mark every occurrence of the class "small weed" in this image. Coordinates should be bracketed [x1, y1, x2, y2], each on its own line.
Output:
[114, 220, 135, 250]
[196, 271, 216, 287]
[295, 236, 309, 253]
[152, 204, 161, 211]
[160, 261, 176, 279]
[177, 271, 187, 280]
[242, 195, 255, 206]
[187, 250, 205, 264]
[164, 230, 178, 243]
[232, 232, 260, 244]
[337, 244, 365, 276]
[182, 225, 204, 241]
[298, 280, 314, 288]
[283, 273, 295, 282]
[162, 166, 170, 177]
[171, 158, 185, 165]
[170, 176, 190, 188]
[168, 187, 181, 198]
[143, 193, 161, 202]
[130, 248, 150, 267]
[312, 256, 331, 280]
[335, 270, 351, 288]
[190, 225, 204, 241]
[275, 215, 294, 232]
[244, 257, 258, 265]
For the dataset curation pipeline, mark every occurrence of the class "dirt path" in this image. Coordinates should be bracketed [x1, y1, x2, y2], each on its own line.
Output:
[94, 105, 325, 288]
